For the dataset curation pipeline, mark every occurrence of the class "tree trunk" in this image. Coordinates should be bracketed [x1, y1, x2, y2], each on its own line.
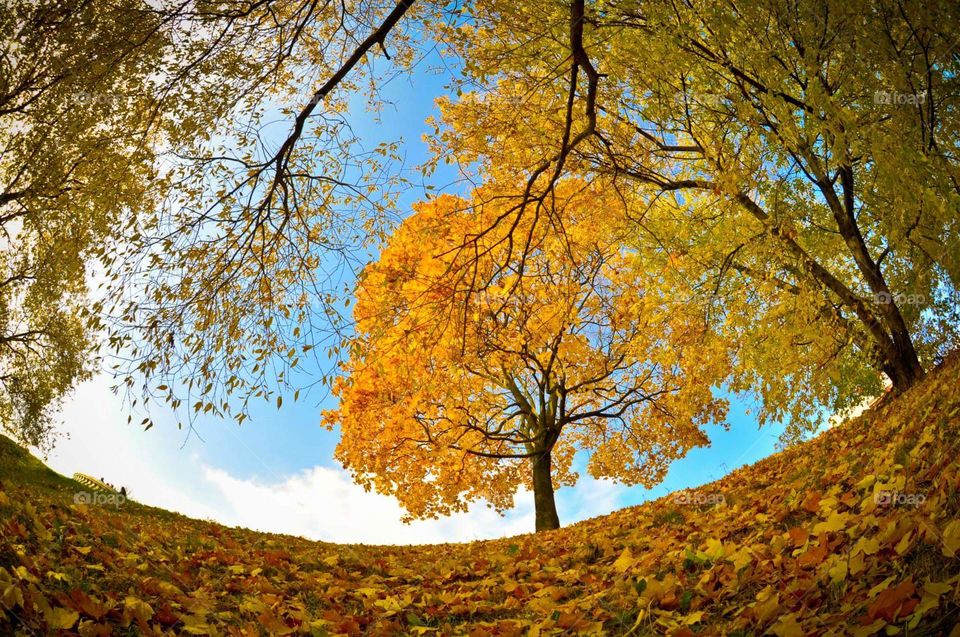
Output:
[883, 338, 925, 394]
[531, 451, 560, 532]
[831, 166, 925, 392]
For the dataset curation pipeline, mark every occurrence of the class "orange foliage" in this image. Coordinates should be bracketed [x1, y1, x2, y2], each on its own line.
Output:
[323, 180, 728, 527]
[2, 355, 960, 634]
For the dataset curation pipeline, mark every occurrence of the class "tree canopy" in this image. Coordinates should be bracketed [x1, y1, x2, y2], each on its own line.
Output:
[325, 181, 729, 529]
[433, 0, 960, 436]
[2, 0, 959, 530]
[1, 0, 423, 444]
[0, 0, 169, 448]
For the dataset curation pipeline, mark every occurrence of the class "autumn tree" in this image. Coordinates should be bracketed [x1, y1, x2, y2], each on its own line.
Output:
[105, 0, 426, 431]
[0, 0, 425, 443]
[431, 0, 960, 437]
[324, 182, 728, 531]
[0, 0, 175, 448]
[10, 0, 960, 455]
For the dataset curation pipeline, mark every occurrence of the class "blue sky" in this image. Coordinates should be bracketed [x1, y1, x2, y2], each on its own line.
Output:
[43, 45, 790, 544]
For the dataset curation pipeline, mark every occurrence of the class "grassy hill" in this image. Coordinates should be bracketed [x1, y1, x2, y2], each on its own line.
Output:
[1, 358, 959, 636]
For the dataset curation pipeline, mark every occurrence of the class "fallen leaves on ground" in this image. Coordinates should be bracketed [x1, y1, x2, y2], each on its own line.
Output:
[2, 357, 960, 635]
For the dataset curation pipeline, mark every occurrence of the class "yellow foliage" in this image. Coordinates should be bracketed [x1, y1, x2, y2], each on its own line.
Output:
[324, 180, 728, 527]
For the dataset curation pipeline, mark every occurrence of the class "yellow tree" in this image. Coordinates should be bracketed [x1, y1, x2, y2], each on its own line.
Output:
[430, 0, 960, 438]
[0, 0, 173, 448]
[0, 0, 424, 442]
[324, 181, 728, 531]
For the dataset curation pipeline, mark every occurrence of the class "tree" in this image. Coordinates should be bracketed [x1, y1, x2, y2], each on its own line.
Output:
[9, 0, 959, 455]
[324, 181, 728, 531]
[430, 0, 960, 436]
[0, 0, 424, 444]
[105, 0, 425, 432]
[0, 0, 172, 448]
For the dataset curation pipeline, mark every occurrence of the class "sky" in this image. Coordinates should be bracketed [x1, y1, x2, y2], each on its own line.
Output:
[41, 44, 790, 546]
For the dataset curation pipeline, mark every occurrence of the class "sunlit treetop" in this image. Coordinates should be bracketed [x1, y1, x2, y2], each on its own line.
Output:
[430, 0, 960, 439]
[325, 179, 729, 530]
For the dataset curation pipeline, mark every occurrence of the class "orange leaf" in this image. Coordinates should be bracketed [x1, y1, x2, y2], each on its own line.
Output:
[797, 542, 828, 568]
[801, 492, 821, 513]
[787, 527, 808, 547]
[867, 580, 917, 622]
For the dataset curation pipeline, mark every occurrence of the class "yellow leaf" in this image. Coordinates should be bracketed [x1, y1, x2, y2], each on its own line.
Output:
[770, 613, 804, 637]
[895, 531, 913, 555]
[853, 536, 880, 556]
[46, 607, 79, 630]
[2, 583, 24, 609]
[684, 610, 704, 624]
[849, 551, 866, 576]
[813, 511, 850, 534]
[182, 615, 210, 635]
[124, 595, 154, 623]
[613, 547, 636, 573]
[923, 581, 952, 595]
[942, 520, 960, 556]
[751, 586, 780, 623]
[374, 596, 404, 614]
[827, 557, 848, 584]
[856, 474, 876, 490]
[729, 546, 753, 571]
[915, 581, 951, 617]
[704, 537, 725, 559]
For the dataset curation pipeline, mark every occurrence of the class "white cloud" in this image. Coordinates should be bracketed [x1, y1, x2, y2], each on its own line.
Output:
[199, 466, 630, 544]
[200, 465, 534, 544]
[41, 375, 628, 544]
[44, 376, 223, 521]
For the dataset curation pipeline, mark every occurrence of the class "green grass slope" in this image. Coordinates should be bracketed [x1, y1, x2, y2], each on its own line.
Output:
[1, 356, 959, 636]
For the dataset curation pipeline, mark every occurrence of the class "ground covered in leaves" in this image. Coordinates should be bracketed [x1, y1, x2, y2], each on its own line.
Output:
[2, 359, 960, 636]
